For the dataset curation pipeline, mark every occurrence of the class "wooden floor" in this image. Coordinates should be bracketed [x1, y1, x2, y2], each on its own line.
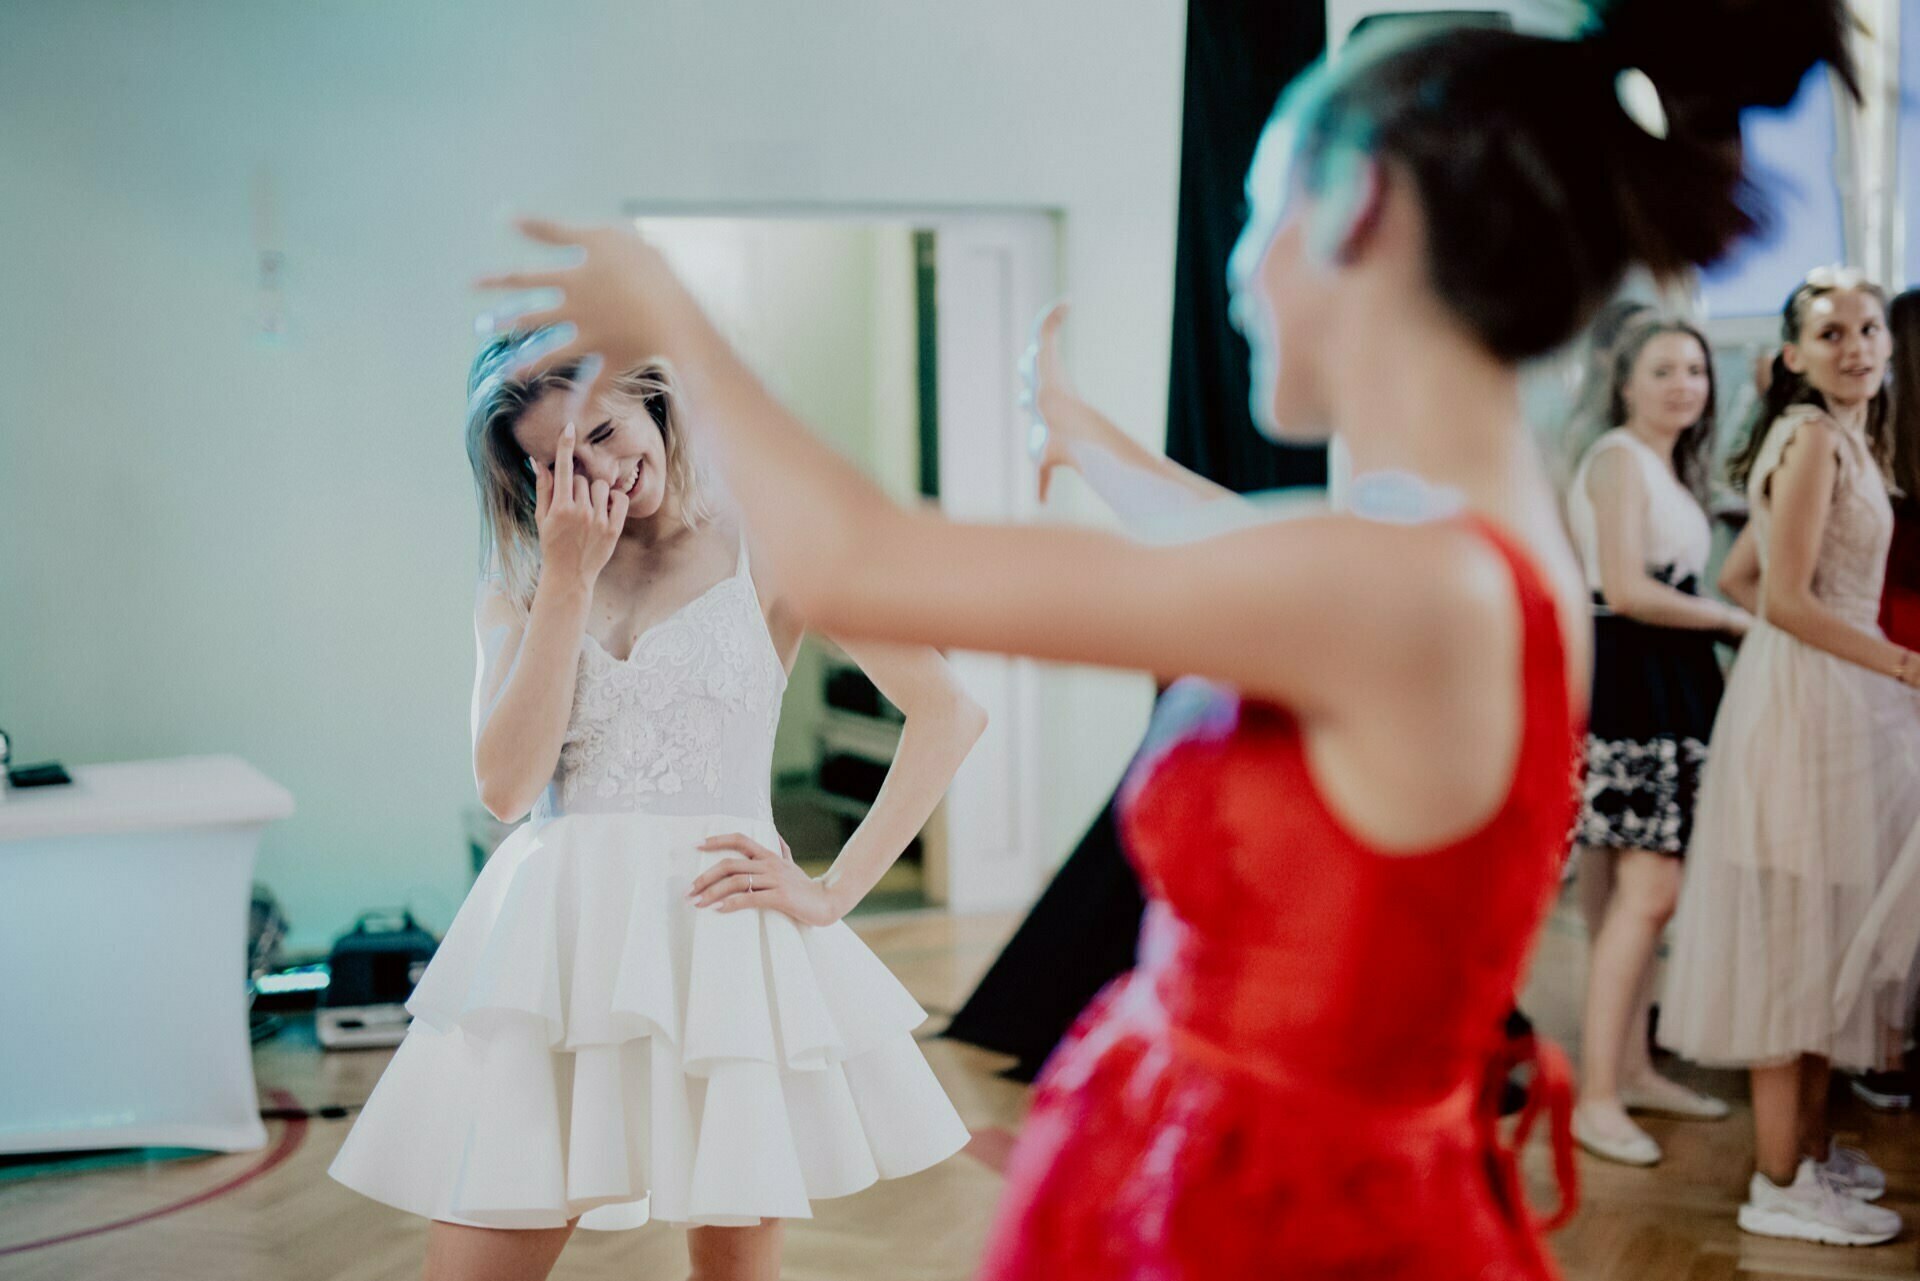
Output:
[2, 899, 1915, 1280]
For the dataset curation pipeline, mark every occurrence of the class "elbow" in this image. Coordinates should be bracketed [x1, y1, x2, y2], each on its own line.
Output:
[906, 685, 988, 758]
[953, 692, 989, 749]
[482, 796, 530, 825]
[1761, 586, 1808, 635]
[475, 767, 535, 825]
[1717, 566, 1758, 610]
[1596, 582, 1647, 621]
[478, 787, 530, 826]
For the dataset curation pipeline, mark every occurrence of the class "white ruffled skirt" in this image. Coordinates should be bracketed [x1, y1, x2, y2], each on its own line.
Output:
[328, 811, 969, 1230]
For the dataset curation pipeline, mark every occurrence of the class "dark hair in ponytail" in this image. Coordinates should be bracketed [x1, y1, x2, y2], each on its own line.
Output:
[1285, 0, 1859, 362]
[1725, 276, 1892, 492]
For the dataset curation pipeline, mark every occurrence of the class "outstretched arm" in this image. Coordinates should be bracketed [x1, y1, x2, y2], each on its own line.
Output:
[1024, 303, 1241, 528]
[480, 222, 1502, 716]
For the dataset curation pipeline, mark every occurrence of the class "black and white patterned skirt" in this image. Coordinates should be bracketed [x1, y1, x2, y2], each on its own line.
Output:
[1576, 585, 1726, 856]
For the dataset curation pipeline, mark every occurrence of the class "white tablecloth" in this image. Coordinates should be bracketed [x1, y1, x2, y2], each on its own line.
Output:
[0, 755, 293, 1154]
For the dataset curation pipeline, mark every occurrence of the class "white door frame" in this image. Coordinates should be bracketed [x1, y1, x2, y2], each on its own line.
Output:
[622, 203, 1061, 913]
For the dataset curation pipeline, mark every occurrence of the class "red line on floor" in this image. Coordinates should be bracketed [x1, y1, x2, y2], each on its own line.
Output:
[964, 1126, 1019, 1174]
[0, 1089, 309, 1257]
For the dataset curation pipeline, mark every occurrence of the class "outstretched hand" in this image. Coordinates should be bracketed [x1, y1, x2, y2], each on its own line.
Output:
[476, 219, 709, 406]
[1019, 301, 1095, 504]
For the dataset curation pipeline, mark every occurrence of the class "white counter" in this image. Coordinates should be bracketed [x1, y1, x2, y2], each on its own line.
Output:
[0, 755, 294, 1154]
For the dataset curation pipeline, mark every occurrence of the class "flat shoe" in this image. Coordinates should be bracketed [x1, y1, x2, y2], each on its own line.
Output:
[1620, 1080, 1730, 1120]
[1573, 1106, 1662, 1166]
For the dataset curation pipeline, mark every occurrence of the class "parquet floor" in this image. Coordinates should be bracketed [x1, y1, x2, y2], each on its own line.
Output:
[2, 902, 1913, 1279]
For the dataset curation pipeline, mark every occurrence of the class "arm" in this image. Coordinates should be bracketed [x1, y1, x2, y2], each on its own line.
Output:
[1717, 522, 1761, 617]
[692, 639, 987, 924]
[481, 223, 1505, 709]
[815, 639, 986, 915]
[470, 575, 595, 822]
[1586, 447, 1749, 634]
[481, 222, 1551, 848]
[1761, 417, 1919, 684]
[471, 429, 630, 820]
[1024, 303, 1242, 528]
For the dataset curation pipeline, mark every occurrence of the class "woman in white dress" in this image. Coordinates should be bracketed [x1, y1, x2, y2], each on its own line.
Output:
[329, 338, 984, 1281]
[1565, 318, 1749, 1167]
[1661, 271, 1920, 1247]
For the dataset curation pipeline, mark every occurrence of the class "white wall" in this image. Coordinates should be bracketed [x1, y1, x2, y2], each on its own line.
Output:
[0, 0, 1180, 952]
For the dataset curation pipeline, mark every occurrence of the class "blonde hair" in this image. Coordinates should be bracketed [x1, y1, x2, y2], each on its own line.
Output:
[465, 333, 712, 607]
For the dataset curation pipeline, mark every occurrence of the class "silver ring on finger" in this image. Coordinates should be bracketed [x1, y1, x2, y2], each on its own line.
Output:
[748, 875, 758, 892]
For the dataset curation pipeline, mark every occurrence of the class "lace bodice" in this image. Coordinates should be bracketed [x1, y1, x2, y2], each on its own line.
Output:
[534, 544, 787, 822]
[1750, 407, 1894, 629]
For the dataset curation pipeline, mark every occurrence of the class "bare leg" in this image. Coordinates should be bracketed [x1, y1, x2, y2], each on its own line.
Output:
[1620, 950, 1659, 1085]
[1579, 848, 1679, 1106]
[1751, 1060, 1803, 1185]
[689, 1220, 784, 1281]
[1575, 844, 1614, 944]
[1576, 843, 1655, 1081]
[1798, 1053, 1832, 1162]
[424, 1220, 577, 1281]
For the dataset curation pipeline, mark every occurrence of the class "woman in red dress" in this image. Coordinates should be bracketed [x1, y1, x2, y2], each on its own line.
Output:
[477, 4, 1854, 1275]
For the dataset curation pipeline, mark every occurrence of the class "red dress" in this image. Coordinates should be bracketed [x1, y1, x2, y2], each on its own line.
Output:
[977, 518, 1583, 1281]
[1881, 496, 1920, 650]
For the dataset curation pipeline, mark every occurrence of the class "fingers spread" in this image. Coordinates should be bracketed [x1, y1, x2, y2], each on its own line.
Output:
[475, 270, 560, 292]
[508, 333, 586, 382]
[516, 216, 590, 247]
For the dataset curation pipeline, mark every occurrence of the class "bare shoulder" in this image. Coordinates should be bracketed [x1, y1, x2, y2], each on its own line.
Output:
[1772, 411, 1844, 483]
[1235, 513, 1520, 676]
[1779, 405, 1843, 450]
[474, 574, 528, 631]
[1583, 439, 1647, 500]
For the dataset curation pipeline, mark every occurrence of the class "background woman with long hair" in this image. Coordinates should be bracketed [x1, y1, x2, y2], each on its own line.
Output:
[1661, 271, 1920, 1246]
[1565, 317, 1749, 1167]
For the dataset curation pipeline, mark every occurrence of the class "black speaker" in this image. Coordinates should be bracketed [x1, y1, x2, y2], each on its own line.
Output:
[320, 911, 437, 1049]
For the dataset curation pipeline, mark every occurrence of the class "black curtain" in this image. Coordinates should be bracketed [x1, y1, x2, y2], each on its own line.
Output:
[943, 0, 1327, 1081]
[1164, 1, 1329, 492]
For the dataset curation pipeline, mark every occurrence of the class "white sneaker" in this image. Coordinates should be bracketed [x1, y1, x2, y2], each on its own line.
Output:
[1573, 1101, 1661, 1166]
[1738, 1160, 1902, 1246]
[1818, 1143, 1889, 1202]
